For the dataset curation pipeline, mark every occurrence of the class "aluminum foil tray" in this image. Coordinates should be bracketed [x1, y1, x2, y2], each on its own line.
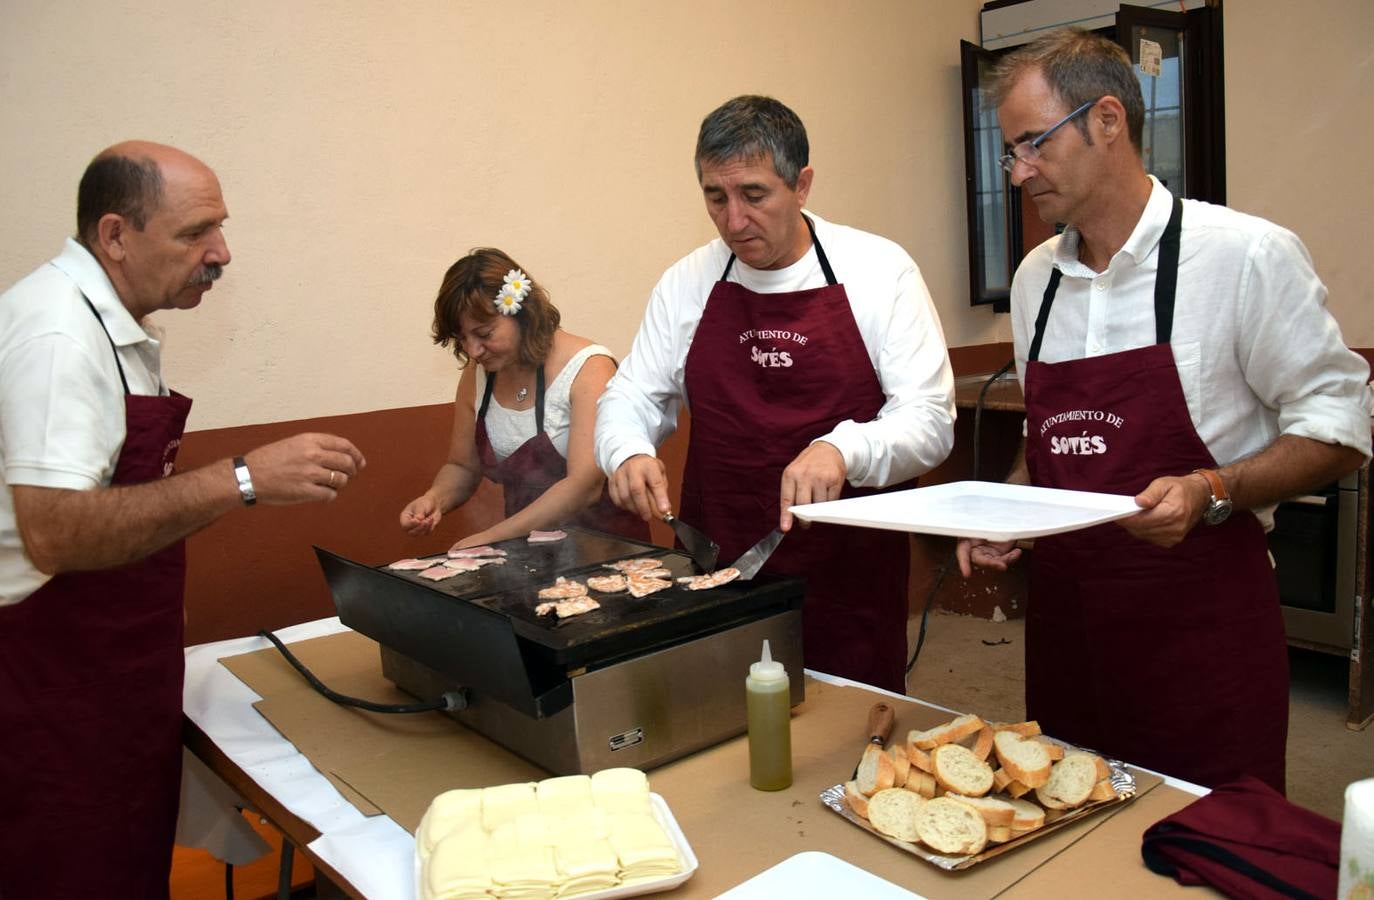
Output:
[819, 745, 1136, 871]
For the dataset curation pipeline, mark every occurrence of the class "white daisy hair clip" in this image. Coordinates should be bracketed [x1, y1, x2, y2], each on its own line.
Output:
[495, 268, 532, 316]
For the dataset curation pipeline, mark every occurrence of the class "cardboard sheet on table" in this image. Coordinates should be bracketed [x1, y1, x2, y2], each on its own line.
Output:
[222, 631, 540, 822]
[221, 632, 1174, 899]
[789, 481, 1141, 542]
[647, 680, 1163, 899]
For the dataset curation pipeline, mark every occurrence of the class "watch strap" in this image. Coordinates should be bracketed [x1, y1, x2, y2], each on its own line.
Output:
[1192, 468, 1228, 502]
[233, 456, 257, 506]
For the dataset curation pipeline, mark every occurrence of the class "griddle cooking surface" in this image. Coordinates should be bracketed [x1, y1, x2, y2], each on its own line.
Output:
[367, 528, 799, 664]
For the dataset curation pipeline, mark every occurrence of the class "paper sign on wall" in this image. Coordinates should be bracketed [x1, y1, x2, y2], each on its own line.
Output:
[1139, 38, 1163, 78]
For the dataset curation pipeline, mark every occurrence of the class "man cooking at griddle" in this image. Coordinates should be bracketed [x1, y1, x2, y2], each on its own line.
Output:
[595, 95, 955, 693]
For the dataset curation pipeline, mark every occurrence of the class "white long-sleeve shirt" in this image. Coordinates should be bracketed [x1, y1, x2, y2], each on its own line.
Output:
[1011, 176, 1372, 524]
[595, 212, 955, 487]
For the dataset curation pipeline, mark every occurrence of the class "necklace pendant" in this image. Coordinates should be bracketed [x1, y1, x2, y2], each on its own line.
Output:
[516, 387, 529, 403]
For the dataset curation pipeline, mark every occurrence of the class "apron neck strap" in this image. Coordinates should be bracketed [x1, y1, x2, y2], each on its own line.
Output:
[80, 294, 130, 395]
[1028, 194, 1184, 363]
[477, 364, 547, 434]
[717, 213, 837, 286]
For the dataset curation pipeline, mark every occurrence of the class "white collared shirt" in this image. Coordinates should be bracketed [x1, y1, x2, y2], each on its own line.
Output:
[594, 212, 956, 487]
[1010, 176, 1372, 524]
[0, 238, 166, 605]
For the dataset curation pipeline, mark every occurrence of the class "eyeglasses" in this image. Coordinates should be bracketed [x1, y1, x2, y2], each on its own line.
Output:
[998, 97, 1102, 174]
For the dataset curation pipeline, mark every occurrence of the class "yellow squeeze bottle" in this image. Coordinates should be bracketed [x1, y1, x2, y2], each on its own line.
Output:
[746, 639, 792, 790]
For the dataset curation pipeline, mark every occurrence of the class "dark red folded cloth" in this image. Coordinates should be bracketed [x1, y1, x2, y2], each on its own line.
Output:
[1141, 775, 1340, 899]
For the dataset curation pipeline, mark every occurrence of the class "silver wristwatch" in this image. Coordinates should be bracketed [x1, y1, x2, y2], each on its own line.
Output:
[232, 456, 257, 506]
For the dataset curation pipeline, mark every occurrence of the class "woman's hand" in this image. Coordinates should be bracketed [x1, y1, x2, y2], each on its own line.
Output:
[400, 493, 442, 536]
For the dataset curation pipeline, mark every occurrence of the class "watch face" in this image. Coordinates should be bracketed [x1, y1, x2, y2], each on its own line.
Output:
[1204, 498, 1233, 525]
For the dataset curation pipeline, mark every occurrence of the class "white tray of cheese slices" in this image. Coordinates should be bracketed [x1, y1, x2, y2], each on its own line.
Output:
[414, 768, 697, 900]
[821, 713, 1137, 871]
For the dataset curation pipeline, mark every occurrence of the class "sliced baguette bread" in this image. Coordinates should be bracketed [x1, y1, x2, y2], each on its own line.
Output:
[992, 731, 1052, 788]
[1034, 752, 1099, 810]
[1033, 736, 1066, 761]
[903, 770, 937, 799]
[888, 745, 911, 788]
[868, 788, 924, 843]
[856, 743, 895, 796]
[931, 744, 994, 797]
[991, 720, 1042, 737]
[905, 743, 933, 774]
[943, 793, 1015, 827]
[1089, 778, 1118, 802]
[915, 796, 989, 856]
[844, 780, 870, 819]
[1007, 797, 1046, 831]
[909, 713, 986, 750]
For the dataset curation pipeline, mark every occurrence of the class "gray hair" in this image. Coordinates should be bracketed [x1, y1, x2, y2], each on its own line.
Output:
[986, 28, 1145, 152]
[76, 152, 164, 246]
[694, 95, 810, 188]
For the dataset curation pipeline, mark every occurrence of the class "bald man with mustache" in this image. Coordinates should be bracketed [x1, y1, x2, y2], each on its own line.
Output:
[0, 141, 365, 899]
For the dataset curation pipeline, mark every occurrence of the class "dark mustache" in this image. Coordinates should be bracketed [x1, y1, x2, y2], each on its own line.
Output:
[187, 264, 224, 286]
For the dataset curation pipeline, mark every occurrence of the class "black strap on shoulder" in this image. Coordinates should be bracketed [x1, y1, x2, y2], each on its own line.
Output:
[1027, 268, 1062, 363]
[533, 364, 546, 435]
[1027, 194, 1184, 361]
[476, 365, 547, 435]
[804, 214, 838, 286]
[79, 294, 130, 395]
[719, 253, 736, 282]
[477, 369, 495, 420]
[1153, 195, 1184, 345]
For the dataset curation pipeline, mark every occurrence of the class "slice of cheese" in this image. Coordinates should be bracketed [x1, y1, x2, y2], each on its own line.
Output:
[417, 788, 482, 860]
[480, 781, 537, 832]
[537, 774, 594, 818]
[424, 826, 491, 900]
[591, 767, 651, 815]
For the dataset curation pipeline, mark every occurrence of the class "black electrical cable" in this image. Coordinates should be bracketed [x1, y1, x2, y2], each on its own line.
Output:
[224, 861, 233, 900]
[257, 629, 467, 714]
[906, 360, 1017, 677]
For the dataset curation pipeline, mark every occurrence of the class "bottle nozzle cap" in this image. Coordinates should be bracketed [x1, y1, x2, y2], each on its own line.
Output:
[750, 638, 786, 682]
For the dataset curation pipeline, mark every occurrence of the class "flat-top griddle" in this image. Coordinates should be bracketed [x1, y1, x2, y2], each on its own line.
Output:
[315, 528, 804, 774]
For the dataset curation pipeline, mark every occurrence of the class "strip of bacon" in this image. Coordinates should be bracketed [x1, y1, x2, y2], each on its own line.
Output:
[387, 557, 442, 571]
[676, 567, 741, 591]
[418, 565, 464, 581]
[527, 529, 568, 543]
[537, 577, 588, 600]
[536, 596, 601, 619]
[446, 545, 509, 559]
[585, 574, 628, 594]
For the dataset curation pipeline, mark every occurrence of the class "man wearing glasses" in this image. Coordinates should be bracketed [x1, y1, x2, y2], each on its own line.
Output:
[956, 29, 1369, 793]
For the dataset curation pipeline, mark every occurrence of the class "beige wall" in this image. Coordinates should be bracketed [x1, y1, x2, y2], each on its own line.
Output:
[0, 0, 991, 431]
[1225, 0, 1374, 346]
[2, 1, 1370, 435]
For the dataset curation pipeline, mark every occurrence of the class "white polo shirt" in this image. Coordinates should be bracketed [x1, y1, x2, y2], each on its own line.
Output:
[0, 238, 166, 606]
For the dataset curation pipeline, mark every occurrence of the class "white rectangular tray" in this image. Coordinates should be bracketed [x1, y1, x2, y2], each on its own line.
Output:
[789, 481, 1140, 542]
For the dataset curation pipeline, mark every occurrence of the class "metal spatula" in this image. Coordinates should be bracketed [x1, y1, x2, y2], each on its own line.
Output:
[730, 528, 784, 580]
[662, 513, 720, 572]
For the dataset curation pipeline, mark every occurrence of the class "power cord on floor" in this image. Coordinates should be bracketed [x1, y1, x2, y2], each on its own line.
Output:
[257, 629, 469, 714]
[906, 359, 1016, 676]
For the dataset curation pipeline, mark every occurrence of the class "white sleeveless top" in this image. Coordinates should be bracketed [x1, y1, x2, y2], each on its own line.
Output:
[476, 344, 615, 461]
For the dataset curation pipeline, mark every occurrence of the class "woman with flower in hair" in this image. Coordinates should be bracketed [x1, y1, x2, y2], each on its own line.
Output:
[400, 248, 647, 546]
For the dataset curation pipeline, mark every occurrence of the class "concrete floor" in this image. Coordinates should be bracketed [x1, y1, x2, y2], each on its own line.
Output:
[904, 610, 1373, 822]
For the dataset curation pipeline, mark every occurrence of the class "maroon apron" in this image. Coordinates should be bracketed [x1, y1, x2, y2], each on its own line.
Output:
[0, 297, 192, 899]
[1023, 197, 1288, 792]
[476, 363, 648, 541]
[680, 216, 912, 692]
